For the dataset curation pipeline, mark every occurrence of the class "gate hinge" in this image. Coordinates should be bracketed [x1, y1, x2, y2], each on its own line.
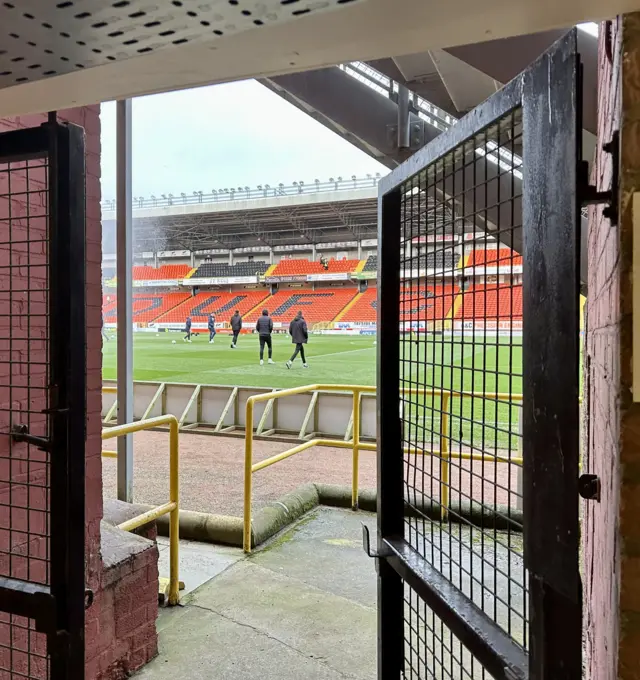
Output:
[11, 424, 51, 452]
[578, 473, 601, 501]
[362, 524, 392, 559]
[578, 131, 619, 226]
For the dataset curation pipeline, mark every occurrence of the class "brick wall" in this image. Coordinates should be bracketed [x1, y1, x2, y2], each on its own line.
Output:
[86, 525, 159, 680]
[585, 14, 640, 679]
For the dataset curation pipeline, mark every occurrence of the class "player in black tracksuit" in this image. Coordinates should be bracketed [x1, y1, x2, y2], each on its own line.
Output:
[208, 313, 216, 343]
[255, 309, 274, 365]
[286, 311, 309, 369]
[230, 310, 242, 348]
[183, 316, 192, 342]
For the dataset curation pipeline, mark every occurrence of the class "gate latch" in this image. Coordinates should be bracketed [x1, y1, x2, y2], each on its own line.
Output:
[578, 473, 601, 501]
[11, 424, 51, 452]
[578, 130, 619, 226]
[362, 524, 392, 559]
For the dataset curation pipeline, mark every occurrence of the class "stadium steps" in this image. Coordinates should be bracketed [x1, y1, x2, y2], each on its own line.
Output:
[263, 264, 277, 277]
[333, 291, 364, 322]
[184, 268, 197, 279]
[354, 260, 366, 273]
[446, 252, 470, 320]
[243, 295, 273, 320]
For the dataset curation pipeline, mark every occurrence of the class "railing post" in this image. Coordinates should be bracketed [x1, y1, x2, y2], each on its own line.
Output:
[440, 392, 450, 521]
[352, 389, 360, 511]
[243, 399, 254, 553]
[517, 408, 523, 512]
[168, 418, 180, 605]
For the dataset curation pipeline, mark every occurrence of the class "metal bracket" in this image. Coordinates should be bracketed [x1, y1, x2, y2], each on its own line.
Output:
[362, 524, 392, 559]
[578, 130, 619, 226]
[387, 120, 426, 152]
[578, 473, 601, 501]
[11, 424, 51, 452]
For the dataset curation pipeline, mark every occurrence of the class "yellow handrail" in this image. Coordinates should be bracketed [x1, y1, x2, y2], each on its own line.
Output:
[243, 384, 524, 553]
[102, 415, 180, 606]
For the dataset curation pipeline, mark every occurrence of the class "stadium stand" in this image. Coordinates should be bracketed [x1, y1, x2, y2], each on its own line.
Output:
[399, 285, 459, 321]
[402, 251, 459, 270]
[270, 258, 361, 276]
[245, 288, 358, 324]
[454, 284, 523, 319]
[104, 292, 191, 323]
[362, 255, 377, 272]
[192, 261, 270, 278]
[102, 295, 117, 317]
[340, 287, 377, 322]
[467, 248, 523, 267]
[157, 290, 270, 324]
[132, 264, 192, 281]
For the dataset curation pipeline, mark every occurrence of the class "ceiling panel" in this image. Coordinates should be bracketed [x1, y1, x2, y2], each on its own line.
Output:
[0, 0, 630, 116]
[0, 0, 361, 89]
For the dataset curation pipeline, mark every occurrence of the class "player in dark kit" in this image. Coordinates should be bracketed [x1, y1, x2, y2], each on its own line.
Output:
[208, 313, 216, 343]
[230, 310, 242, 348]
[286, 311, 309, 369]
[255, 309, 274, 365]
[183, 316, 192, 343]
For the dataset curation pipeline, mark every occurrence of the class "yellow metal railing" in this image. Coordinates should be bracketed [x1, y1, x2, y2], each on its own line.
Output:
[243, 384, 524, 553]
[101, 415, 180, 605]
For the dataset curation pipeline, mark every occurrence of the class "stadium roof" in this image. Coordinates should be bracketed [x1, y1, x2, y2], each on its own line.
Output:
[101, 176, 457, 253]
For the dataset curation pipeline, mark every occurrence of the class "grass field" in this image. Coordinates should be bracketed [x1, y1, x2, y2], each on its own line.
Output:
[102, 332, 378, 388]
[102, 331, 523, 449]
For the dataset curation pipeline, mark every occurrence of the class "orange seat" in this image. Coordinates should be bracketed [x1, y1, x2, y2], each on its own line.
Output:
[454, 284, 522, 319]
[156, 290, 270, 324]
[399, 284, 458, 321]
[104, 292, 191, 323]
[131, 265, 191, 281]
[341, 288, 377, 322]
[468, 248, 522, 267]
[245, 288, 358, 324]
[271, 258, 361, 276]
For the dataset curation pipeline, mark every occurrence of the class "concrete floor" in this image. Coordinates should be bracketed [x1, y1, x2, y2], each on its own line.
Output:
[143, 508, 526, 680]
[140, 507, 378, 680]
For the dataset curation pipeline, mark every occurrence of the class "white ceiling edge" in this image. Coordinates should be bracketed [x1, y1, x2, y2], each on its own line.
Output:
[429, 49, 500, 112]
[0, 0, 625, 117]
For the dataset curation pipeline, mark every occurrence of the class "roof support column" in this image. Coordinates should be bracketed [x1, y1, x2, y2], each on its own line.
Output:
[397, 84, 411, 149]
[116, 98, 134, 502]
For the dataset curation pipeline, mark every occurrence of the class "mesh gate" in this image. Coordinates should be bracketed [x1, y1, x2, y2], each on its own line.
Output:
[375, 32, 582, 680]
[0, 122, 86, 678]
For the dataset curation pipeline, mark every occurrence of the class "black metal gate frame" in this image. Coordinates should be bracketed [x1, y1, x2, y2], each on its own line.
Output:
[376, 31, 581, 680]
[0, 122, 86, 678]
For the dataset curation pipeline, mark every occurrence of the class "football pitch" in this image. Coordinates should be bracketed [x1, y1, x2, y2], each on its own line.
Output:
[102, 332, 523, 449]
[102, 332, 379, 388]
[101, 332, 522, 391]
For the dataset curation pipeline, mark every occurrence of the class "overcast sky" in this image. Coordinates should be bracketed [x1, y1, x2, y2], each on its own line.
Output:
[99, 79, 387, 201]
[100, 24, 598, 201]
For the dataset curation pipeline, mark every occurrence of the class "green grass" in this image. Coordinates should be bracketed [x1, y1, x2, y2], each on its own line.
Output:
[402, 336, 522, 451]
[102, 332, 378, 388]
[102, 331, 523, 449]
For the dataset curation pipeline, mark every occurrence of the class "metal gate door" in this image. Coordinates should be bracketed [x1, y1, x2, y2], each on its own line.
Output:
[0, 121, 86, 678]
[374, 32, 582, 679]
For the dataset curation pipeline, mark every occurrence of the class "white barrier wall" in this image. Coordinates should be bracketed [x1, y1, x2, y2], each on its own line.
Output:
[102, 381, 377, 440]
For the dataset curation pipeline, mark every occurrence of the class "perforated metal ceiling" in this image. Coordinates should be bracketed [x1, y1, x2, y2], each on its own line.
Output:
[0, 0, 360, 89]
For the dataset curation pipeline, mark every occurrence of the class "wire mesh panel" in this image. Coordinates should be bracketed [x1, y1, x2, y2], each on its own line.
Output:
[376, 31, 582, 680]
[401, 109, 526, 673]
[0, 123, 86, 679]
[0, 149, 51, 680]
